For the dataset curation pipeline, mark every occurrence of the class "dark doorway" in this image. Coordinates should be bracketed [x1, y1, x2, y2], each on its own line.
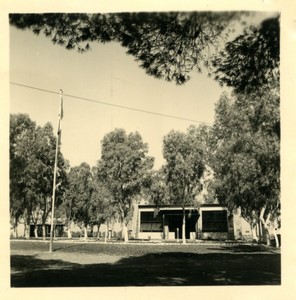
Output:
[165, 210, 198, 239]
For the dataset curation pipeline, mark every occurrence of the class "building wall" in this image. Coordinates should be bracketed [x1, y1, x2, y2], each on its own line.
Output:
[138, 232, 163, 239]
[232, 208, 253, 240]
[10, 223, 25, 238]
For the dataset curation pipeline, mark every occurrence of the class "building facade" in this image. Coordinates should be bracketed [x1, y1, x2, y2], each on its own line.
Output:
[131, 204, 252, 241]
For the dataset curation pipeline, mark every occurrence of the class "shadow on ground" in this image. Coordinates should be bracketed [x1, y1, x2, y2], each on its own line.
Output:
[11, 251, 281, 287]
[207, 244, 278, 253]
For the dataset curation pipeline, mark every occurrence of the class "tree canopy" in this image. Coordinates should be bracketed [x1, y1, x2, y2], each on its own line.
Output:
[212, 16, 279, 94]
[10, 12, 252, 85]
[142, 168, 169, 206]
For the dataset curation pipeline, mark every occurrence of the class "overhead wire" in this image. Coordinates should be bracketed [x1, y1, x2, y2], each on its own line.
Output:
[10, 81, 213, 126]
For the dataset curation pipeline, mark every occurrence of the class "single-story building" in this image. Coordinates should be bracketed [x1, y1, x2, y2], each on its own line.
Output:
[130, 204, 252, 241]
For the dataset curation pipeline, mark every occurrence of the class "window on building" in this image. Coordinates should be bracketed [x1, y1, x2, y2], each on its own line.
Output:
[140, 211, 163, 232]
[202, 210, 228, 232]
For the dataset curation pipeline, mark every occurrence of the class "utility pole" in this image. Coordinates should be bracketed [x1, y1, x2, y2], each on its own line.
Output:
[49, 89, 63, 252]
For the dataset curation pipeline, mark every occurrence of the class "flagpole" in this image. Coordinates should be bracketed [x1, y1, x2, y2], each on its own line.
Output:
[49, 89, 63, 252]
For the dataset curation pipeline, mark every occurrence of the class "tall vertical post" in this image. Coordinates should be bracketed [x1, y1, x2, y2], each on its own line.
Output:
[49, 89, 63, 252]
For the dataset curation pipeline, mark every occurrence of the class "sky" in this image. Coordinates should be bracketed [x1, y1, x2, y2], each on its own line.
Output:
[10, 24, 229, 169]
[9, 12, 273, 169]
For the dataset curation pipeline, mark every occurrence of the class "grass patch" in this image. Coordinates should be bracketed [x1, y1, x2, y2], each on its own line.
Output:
[10, 240, 280, 287]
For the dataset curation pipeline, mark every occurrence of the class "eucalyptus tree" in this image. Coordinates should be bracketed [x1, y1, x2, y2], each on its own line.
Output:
[89, 168, 118, 241]
[97, 129, 154, 242]
[10, 114, 36, 237]
[210, 88, 280, 246]
[142, 168, 170, 206]
[10, 114, 67, 239]
[34, 123, 67, 239]
[162, 126, 206, 244]
[63, 162, 93, 241]
[209, 15, 280, 246]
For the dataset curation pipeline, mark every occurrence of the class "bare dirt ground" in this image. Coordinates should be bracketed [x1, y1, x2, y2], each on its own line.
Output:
[11, 247, 124, 266]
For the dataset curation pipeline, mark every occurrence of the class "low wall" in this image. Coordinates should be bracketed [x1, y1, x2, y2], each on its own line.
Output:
[139, 231, 197, 240]
[199, 232, 228, 240]
[138, 232, 163, 240]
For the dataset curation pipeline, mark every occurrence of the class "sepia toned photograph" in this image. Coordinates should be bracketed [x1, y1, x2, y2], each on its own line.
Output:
[8, 8, 282, 289]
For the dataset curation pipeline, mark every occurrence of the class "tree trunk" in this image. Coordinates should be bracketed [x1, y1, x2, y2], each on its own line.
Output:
[260, 207, 271, 246]
[24, 224, 30, 239]
[251, 224, 258, 242]
[23, 223, 26, 238]
[273, 227, 279, 248]
[265, 230, 271, 246]
[67, 225, 72, 239]
[13, 225, 18, 238]
[34, 225, 38, 238]
[42, 224, 46, 240]
[182, 207, 186, 244]
[13, 217, 18, 238]
[90, 225, 93, 238]
[25, 213, 31, 239]
[258, 220, 263, 243]
[41, 212, 48, 240]
[84, 226, 87, 242]
[119, 204, 128, 242]
[104, 221, 108, 243]
[122, 222, 128, 243]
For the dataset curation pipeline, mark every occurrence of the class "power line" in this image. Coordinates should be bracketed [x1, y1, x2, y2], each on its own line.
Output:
[10, 81, 213, 125]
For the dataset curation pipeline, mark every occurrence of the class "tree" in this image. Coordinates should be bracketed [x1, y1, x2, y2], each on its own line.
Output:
[207, 13, 280, 246]
[97, 129, 154, 242]
[212, 16, 279, 94]
[89, 168, 118, 241]
[210, 89, 280, 246]
[10, 114, 36, 237]
[10, 114, 67, 239]
[9, 12, 245, 84]
[162, 126, 206, 244]
[32, 123, 68, 239]
[63, 162, 93, 241]
[142, 168, 169, 206]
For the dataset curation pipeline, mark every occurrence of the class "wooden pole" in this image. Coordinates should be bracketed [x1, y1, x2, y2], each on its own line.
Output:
[49, 89, 63, 252]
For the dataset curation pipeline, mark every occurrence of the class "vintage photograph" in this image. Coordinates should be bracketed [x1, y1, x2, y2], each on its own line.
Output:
[9, 10, 281, 287]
